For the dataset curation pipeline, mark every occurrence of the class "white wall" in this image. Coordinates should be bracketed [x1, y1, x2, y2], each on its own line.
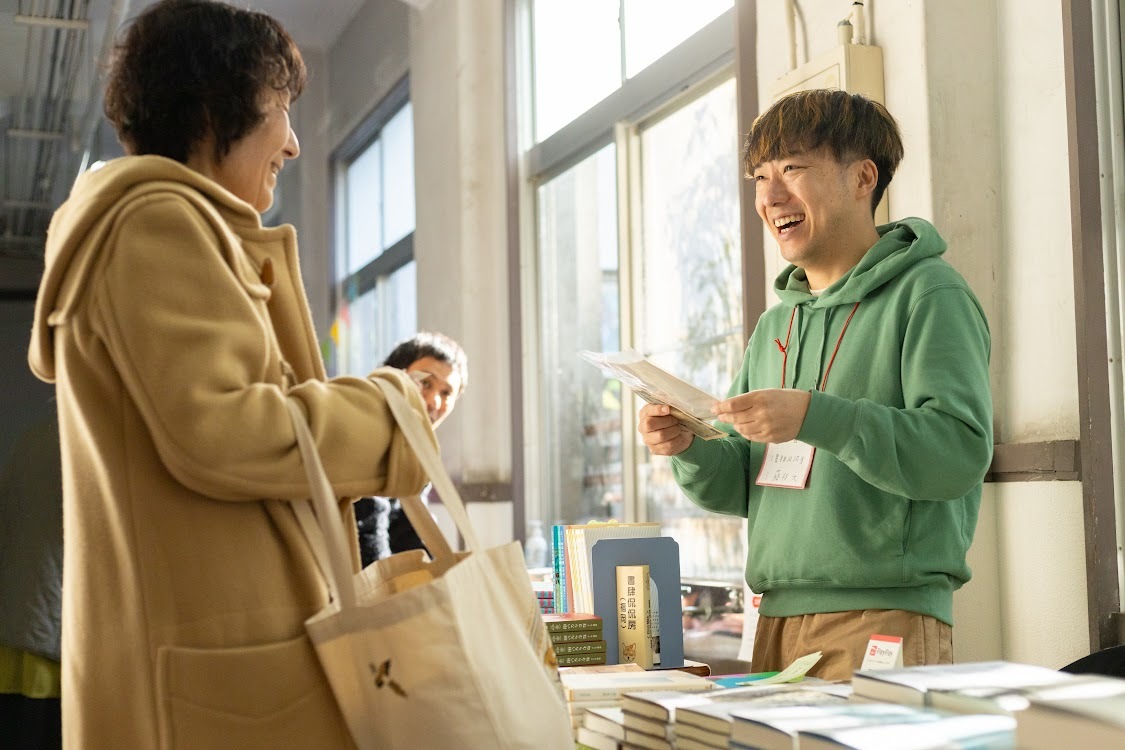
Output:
[755, 0, 1090, 667]
[289, 0, 412, 340]
[327, 0, 411, 149]
[409, 0, 514, 546]
[312, 0, 514, 547]
[276, 49, 332, 338]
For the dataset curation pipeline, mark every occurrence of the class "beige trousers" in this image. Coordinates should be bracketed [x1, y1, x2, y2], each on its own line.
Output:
[751, 609, 953, 681]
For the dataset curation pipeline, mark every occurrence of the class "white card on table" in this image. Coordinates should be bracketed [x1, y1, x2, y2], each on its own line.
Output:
[860, 633, 904, 671]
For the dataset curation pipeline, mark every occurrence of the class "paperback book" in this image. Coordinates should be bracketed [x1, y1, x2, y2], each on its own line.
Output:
[1015, 675, 1125, 749]
[558, 652, 609, 667]
[851, 660, 1076, 708]
[730, 702, 948, 750]
[555, 639, 608, 656]
[676, 682, 852, 736]
[622, 727, 672, 750]
[617, 564, 655, 669]
[574, 726, 621, 750]
[566, 521, 661, 614]
[583, 706, 627, 741]
[560, 669, 714, 702]
[672, 722, 726, 747]
[617, 682, 832, 726]
[552, 629, 606, 644]
[620, 710, 669, 738]
[797, 712, 1015, 750]
[544, 612, 603, 633]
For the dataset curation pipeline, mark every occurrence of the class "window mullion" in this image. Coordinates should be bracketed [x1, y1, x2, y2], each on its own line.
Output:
[618, 0, 627, 85]
[616, 121, 642, 523]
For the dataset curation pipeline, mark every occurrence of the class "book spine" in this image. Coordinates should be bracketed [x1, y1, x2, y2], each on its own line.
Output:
[617, 564, 653, 669]
[545, 620, 603, 633]
[564, 526, 577, 613]
[557, 652, 608, 666]
[564, 687, 622, 702]
[551, 630, 606, 644]
[552, 524, 565, 614]
[554, 639, 608, 655]
[649, 575, 661, 667]
[566, 526, 582, 613]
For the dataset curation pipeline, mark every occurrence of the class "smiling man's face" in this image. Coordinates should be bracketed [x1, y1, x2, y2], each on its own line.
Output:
[752, 146, 871, 282]
[406, 356, 463, 427]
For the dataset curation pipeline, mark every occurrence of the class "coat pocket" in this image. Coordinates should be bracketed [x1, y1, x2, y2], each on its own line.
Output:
[157, 632, 352, 750]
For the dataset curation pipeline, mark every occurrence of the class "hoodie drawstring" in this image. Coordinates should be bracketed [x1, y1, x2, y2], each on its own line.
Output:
[819, 302, 860, 391]
[775, 305, 804, 388]
[775, 302, 860, 391]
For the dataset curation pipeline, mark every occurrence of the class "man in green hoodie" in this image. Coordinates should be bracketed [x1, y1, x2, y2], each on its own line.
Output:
[638, 89, 992, 680]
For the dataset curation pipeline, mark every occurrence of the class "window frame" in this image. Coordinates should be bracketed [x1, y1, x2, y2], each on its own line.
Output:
[512, 3, 761, 529]
[328, 76, 414, 375]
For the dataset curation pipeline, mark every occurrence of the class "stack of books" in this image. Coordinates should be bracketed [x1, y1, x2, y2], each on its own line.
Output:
[561, 666, 715, 743]
[552, 521, 661, 614]
[575, 706, 627, 750]
[676, 682, 852, 749]
[532, 578, 554, 614]
[544, 613, 606, 667]
[616, 681, 849, 750]
[1015, 674, 1125, 748]
[847, 659, 1125, 749]
[729, 702, 1014, 749]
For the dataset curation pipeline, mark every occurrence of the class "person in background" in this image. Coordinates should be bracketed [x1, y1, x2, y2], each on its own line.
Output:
[355, 331, 468, 566]
[26, 1, 435, 746]
[0, 406, 62, 750]
[638, 89, 992, 681]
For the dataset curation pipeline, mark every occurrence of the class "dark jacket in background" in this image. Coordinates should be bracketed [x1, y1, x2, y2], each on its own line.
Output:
[354, 493, 428, 568]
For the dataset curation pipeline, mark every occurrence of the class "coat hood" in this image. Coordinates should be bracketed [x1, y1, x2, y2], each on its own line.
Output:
[774, 217, 947, 308]
[29, 156, 262, 382]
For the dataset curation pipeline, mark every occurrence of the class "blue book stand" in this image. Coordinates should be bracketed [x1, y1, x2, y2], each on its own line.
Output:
[590, 536, 684, 668]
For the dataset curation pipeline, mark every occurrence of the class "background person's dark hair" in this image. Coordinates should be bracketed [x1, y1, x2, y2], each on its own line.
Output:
[743, 89, 904, 216]
[103, 0, 306, 164]
[383, 331, 468, 395]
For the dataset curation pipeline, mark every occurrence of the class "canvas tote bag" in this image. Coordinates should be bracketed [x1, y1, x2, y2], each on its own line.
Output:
[284, 381, 572, 750]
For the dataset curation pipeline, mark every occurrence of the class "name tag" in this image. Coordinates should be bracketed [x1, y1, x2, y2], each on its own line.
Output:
[755, 440, 815, 489]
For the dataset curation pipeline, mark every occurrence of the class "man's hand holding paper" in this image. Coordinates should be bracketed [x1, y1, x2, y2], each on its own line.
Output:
[711, 388, 812, 444]
[637, 403, 694, 456]
[578, 349, 727, 440]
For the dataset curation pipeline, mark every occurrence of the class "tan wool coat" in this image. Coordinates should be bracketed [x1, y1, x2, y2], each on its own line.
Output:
[28, 155, 437, 749]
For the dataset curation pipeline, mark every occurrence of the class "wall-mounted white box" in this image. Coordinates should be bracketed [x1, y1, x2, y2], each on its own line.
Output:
[771, 44, 889, 225]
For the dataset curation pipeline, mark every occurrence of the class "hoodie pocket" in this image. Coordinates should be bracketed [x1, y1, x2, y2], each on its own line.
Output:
[157, 633, 351, 750]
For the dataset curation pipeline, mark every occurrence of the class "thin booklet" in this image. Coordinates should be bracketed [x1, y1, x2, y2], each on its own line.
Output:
[578, 349, 726, 441]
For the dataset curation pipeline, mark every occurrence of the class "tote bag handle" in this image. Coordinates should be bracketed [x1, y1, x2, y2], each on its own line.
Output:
[368, 377, 481, 552]
[284, 380, 483, 609]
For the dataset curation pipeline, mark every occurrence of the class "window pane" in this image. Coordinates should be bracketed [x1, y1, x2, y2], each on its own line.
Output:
[342, 287, 378, 375]
[634, 78, 744, 580]
[339, 262, 416, 375]
[532, 0, 621, 142]
[537, 144, 619, 527]
[623, 0, 733, 78]
[378, 260, 417, 362]
[346, 140, 383, 276]
[382, 103, 416, 249]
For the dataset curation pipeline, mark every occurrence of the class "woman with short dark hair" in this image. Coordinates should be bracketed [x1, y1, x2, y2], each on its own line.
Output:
[27, 1, 436, 746]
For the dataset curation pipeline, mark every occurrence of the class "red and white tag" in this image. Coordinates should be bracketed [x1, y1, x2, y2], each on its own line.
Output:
[860, 633, 904, 671]
[755, 440, 815, 489]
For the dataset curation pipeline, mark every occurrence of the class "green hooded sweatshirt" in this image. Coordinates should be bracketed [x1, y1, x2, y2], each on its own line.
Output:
[671, 217, 992, 625]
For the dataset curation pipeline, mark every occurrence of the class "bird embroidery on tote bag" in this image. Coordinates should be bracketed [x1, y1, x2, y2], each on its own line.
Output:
[370, 659, 407, 697]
